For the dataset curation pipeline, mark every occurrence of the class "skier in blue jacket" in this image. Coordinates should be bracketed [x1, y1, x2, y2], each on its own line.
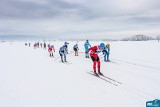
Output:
[59, 45, 68, 62]
[84, 40, 91, 58]
[102, 43, 110, 62]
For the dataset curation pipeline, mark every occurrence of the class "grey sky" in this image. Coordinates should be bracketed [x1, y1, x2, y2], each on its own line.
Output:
[0, 0, 160, 39]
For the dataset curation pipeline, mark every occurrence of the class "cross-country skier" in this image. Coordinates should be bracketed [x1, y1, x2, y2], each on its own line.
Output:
[64, 42, 69, 54]
[100, 43, 107, 61]
[73, 43, 79, 56]
[100, 43, 110, 62]
[105, 43, 110, 61]
[84, 40, 91, 58]
[37, 42, 39, 48]
[88, 43, 105, 76]
[59, 45, 68, 62]
[48, 45, 55, 57]
[34, 43, 36, 49]
[40, 43, 42, 48]
[43, 42, 46, 49]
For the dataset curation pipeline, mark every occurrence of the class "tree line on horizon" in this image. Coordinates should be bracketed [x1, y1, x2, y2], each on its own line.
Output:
[121, 35, 160, 42]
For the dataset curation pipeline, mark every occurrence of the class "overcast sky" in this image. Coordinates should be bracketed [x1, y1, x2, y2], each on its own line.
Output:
[0, 0, 160, 39]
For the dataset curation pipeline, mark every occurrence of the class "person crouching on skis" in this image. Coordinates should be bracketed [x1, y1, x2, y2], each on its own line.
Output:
[73, 43, 79, 56]
[59, 45, 67, 62]
[88, 43, 105, 76]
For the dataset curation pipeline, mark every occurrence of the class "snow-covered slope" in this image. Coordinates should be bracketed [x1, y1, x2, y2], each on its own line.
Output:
[0, 41, 160, 107]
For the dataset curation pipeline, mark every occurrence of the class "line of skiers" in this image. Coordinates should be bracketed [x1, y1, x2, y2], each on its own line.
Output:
[33, 42, 47, 49]
[25, 43, 30, 47]
[32, 40, 110, 76]
[58, 40, 110, 76]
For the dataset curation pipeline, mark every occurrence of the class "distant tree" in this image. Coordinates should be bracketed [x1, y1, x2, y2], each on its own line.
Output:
[121, 34, 154, 41]
[156, 36, 160, 42]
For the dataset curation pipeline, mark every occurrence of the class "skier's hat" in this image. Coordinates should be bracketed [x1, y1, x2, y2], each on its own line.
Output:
[99, 43, 105, 48]
[106, 43, 110, 47]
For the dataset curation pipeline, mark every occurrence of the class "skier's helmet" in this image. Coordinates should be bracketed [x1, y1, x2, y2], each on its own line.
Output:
[100, 43, 105, 48]
[86, 40, 89, 42]
[64, 42, 67, 44]
[106, 43, 110, 47]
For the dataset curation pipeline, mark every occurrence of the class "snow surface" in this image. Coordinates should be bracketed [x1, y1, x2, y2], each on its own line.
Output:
[0, 40, 160, 107]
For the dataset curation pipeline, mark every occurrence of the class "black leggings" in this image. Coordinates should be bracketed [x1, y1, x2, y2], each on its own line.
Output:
[91, 56, 100, 62]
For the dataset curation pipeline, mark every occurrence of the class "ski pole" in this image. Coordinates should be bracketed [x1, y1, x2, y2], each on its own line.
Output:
[54, 56, 61, 61]
[68, 51, 72, 55]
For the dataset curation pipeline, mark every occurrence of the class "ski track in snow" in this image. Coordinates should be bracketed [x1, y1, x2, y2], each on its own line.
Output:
[0, 41, 160, 107]
[69, 51, 158, 99]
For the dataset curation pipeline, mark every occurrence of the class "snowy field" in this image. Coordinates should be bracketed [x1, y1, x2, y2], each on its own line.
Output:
[0, 40, 160, 107]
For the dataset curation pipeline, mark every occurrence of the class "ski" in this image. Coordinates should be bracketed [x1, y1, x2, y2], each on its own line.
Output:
[59, 61, 72, 65]
[110, 61, 119, 65]
[103, 60, 119, 65]
[90, 71, 122, 84]
[87, 72, 118, 86]
[101, 75, 122, 84]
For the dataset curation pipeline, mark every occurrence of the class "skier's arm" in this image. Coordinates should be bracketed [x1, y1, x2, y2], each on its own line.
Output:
[59, 48, 62, 54]
[64, 48, 68, 54]
[88, 47, 92, 53]
[102, 50, 105, 54]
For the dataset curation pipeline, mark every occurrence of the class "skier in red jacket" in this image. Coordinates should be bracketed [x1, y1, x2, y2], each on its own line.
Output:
[88, 43, 105, 76]
[48, 45, 55, 57]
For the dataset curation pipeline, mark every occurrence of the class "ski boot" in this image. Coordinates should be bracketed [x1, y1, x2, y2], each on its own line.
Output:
[106, 59, 110, 62]
[94, 72, 99, 77]
[98, 71, 103, 76]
